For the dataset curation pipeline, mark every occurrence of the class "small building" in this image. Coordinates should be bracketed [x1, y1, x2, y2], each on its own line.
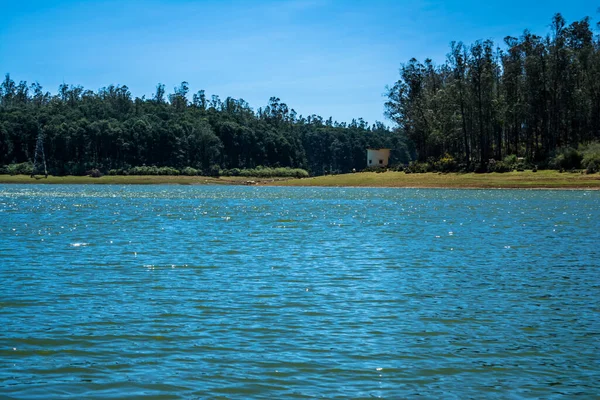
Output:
[367, 148, 391, 168]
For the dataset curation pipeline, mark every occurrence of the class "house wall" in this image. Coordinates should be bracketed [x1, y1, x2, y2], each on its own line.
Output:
[366, 149, 390, 168]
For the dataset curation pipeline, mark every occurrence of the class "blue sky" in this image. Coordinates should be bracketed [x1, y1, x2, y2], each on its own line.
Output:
[1, 0, 597, 124]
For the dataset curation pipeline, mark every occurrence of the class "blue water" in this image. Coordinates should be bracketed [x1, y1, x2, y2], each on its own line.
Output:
[1, 185, 599, 398]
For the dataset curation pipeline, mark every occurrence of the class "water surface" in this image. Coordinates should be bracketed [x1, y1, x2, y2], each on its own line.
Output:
[1, 185, 599, 398]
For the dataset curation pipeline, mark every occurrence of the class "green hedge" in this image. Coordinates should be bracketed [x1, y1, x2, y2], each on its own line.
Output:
[221, 166, 309, 178]
[6, 162, 34, 175]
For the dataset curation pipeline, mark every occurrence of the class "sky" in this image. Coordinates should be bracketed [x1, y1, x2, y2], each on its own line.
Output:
[1, 0, 598, 124]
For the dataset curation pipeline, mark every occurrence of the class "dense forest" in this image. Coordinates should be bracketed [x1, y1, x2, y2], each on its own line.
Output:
[386, 13, 600, 172]
[2, 12, 600, 177]
[0, 77, 411, 177]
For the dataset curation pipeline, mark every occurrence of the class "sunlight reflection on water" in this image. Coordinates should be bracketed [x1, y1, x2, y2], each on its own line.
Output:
[1, 185, 599, 398]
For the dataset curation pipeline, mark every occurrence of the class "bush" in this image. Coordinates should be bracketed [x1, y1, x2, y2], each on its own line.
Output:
[128, 165, 157, 175]
[474, 162, 488, 173]
[181, 167, 199, 176]
[126, 166, 180, 175]
[487, 160, 511, 173]
[457, 163, 475, 173]
[7, 162, 34, 175]
[586, 161, 598, 174]
[87, 169, 103, 178]
[223, 166, 309, 178]
[580, 142, 600, 170]
[207, 165, 220, 177]
[157, 167, 179, 175]
[405, 161, 431, 173]
[503, 154, 531, 171]
[363, 166, 387, 173]
[549, 147, 582, 170]
[434, 154, 458, 172]
[221, 168, 241, 176]
[503, 154, 518, 167]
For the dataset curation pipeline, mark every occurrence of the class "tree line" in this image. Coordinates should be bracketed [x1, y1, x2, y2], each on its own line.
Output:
[385, 13, 600, 171]
[0, 75, 411, 176]
[3, 12, 599, 177]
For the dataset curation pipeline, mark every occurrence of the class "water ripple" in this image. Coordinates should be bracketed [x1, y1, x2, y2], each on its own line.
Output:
[1, 185, 599, 398]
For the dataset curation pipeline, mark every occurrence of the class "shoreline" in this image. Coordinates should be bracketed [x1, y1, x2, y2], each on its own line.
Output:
[270, 170, 600, 190]
[1, 171, 600, 190]
[271, 185, 600, 191]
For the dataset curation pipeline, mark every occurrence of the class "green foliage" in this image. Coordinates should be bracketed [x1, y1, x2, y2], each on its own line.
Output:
[405, 161, 432, 173]
[88, 169, 103, 178]
[7, 162, 33, 175]
[586, 161, 598, 174]
[223, 168, 241, 176]
[127, 166, 180, 175]
[487, 160, 511, 173]
[362, 166, 388, 173]
[385, 13, 600, 168]
[222, 166, 309, 178]
[0, 74, 412, 177]
[500, 155, 532, 171]
[580, 142, 600, 170]
[208, 165, 221, 177]
[549, 148, 582, 170]
[503, 154, 517, 166]
[181, 167, 199, 176]
[128, 166, 159, 175]
[434, 154, 458, 172]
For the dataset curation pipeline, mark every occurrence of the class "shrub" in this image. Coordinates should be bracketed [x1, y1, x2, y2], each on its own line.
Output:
[474, 162, 488, 173]
[157, 167, 179, 175]
[129, 165, 157, 175]
[586, 161, 598, 174]
[549, 147, 582, 170]
[504, 154, 532, 171]
[222, 168, 241, 176]
[125, 166, 179, 175]
[457, 163, 475, 173]
[207, 165, 220, 177]
[487, 160, 511, 173]
[224, 166, 309, 178]
[405, 161, 431, 173]
[503, 154, 518, 167]
[181, 167, 199, 176]
[434, 154, 458, 172]
[515, 162, 527, 171]
[7, 162, 34, 175]
[363, 166, 386, 173]
[87, 169, 103, 178]
[580, 142, 600, 170]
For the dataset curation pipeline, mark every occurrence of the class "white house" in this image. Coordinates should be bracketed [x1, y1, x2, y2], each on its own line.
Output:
[367, 148, 391, 168]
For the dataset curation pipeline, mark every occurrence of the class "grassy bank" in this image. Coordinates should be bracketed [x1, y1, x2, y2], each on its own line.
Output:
[0, 175, 283, 185]
[1, 170, 599, 189]
[273, 170, 600, 189]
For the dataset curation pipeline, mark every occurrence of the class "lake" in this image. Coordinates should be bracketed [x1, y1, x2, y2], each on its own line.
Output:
[1, 185, 599, 398]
